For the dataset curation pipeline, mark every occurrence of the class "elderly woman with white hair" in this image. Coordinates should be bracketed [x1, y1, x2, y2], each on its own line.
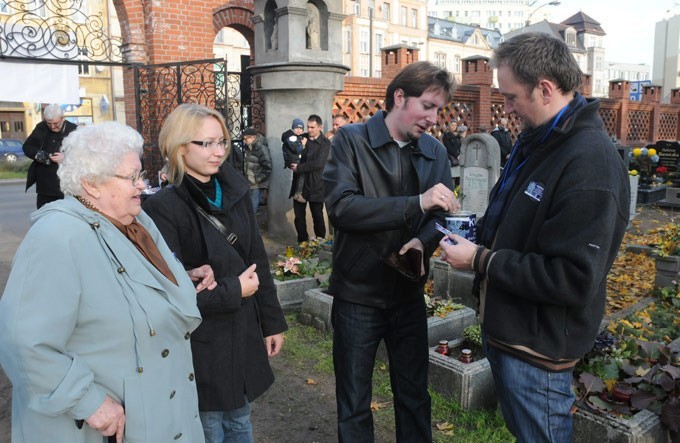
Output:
[0, 121, 214, 443]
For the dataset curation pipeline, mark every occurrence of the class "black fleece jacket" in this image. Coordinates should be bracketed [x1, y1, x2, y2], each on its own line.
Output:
[481, 98, 630, 361]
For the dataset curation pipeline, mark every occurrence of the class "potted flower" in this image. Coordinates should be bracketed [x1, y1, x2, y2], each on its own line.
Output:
[273, 256, 331, 311]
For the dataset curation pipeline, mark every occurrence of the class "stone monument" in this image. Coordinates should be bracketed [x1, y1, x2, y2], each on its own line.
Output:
[459, 133, 501, 216]
[251, 0, 349, 239]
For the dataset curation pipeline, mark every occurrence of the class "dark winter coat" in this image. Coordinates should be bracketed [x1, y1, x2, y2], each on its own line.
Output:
[230, 136, 272, 189]
[323, 111, 453, 309]
[289, 133, 331, 202]
[480, 98, 630, 361]
[491, 127, 513, 164]
[281, 129, 304, 168]
[441, 130, 461, 166]
[23, 120, 78, 196]
[143, 163, 288, 411]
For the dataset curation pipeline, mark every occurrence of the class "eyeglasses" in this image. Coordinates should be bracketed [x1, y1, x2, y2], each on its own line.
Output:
[191, 139, 228, 149]
[112, 170, 148, 186]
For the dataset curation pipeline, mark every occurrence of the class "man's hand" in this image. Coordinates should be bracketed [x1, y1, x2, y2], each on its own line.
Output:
[438, 235, 477, 270]
[421, 183, 460, 213]
[399, 238, 426, 277]
[265, 333, 285, 356]
[86, 396, 125, 443]
[188, 264, 217, 292]
[238, 264, 259, 298]
[290, 163, 298, 172]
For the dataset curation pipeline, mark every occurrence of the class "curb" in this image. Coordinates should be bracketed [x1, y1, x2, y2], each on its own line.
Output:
[0, 179, 25, 186]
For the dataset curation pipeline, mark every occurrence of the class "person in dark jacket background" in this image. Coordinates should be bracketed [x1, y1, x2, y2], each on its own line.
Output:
[143, 103, 287, 443]
[438, 33, 629, 443]
[290, 114, 330, 243]
[281, 118, 306, 203]
[22, 103, 78, 208]
[491, 117, 513, 167]
[441, 120, 461, 167]
[323, 61, 458, 442]
[238, 128, 272, 212]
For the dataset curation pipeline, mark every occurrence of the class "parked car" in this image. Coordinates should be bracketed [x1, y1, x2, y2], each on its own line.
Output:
[0, 139, 26, 163]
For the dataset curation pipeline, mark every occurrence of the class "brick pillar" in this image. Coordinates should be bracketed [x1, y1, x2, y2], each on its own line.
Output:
[578, 74, 592, 97]
[461, 56, 492, 86]
[671, 88, 680, 104]
[380, 45, 420, 81]
[609, 79, 630, 99]
[643, 85, 662, 142]
[609, 80, 629, 144]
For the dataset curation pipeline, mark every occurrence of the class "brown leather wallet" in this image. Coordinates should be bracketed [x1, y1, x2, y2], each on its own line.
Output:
[383, 248, 422, 281]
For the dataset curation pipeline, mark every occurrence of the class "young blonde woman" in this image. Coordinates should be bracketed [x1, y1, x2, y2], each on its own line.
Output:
[143, 104, 287, 443]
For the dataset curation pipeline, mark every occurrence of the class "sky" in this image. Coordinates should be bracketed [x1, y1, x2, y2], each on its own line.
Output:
[543, 0, 680, 67]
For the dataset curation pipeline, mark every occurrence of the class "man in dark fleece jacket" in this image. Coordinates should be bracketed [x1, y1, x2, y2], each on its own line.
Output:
[438, 33, 629, 443]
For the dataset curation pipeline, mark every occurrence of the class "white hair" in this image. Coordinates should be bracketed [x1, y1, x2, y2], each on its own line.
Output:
[43, 104, 64, 120]
[58, 121, 144, 196]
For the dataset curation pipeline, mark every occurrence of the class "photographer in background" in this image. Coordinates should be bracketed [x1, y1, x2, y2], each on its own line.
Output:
[23, 104, 78, 208]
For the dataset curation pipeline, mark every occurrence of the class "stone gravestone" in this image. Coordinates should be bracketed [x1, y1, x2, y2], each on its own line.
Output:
[655, 140, 680, 172]
[459, 134, 501, 216]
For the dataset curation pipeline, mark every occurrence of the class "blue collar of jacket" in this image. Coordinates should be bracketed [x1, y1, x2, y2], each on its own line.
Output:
[366, 110, 438, 160]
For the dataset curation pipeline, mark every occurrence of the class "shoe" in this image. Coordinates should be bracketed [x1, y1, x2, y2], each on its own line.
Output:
[293, 192, 306, 203]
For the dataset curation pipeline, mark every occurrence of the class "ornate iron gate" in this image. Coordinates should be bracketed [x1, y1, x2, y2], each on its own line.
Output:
[134, 58, 260, 179]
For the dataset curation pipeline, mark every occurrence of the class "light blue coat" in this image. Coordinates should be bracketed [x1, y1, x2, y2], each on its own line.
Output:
[0, 197, 205, 442]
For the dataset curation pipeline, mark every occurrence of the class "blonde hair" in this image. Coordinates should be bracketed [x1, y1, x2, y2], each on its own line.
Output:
[158, 103, 230, 185]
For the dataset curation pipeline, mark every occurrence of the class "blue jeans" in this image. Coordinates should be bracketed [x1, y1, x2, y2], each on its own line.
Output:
[331, 297, 431, 443]
[249, 188, 261, 213]
[484, 338, 574, 443]
[199, 401, 253, 443]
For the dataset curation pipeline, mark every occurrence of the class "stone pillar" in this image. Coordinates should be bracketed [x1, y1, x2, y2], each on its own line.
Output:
[609, 80, 630, 144]
[251, 0, 349, 240]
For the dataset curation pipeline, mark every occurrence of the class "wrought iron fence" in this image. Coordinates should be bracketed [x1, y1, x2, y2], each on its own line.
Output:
[0, 0, 122, 62]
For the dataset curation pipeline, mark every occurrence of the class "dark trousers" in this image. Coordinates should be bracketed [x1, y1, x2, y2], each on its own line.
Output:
[331, 297, 431, 443]
[36, 194, 62, 209]
[293, 200, 325, 243]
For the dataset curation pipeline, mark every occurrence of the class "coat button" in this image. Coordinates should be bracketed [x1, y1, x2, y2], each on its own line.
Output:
[169, 390, 176, 399]
[184, 332, 191, 340]
[117, 267, 125, 273]
[188, 373, 194, 381]
[174, 432, 182, 440]
[92, 222, 100, 228]
[161, 349, 169, 358]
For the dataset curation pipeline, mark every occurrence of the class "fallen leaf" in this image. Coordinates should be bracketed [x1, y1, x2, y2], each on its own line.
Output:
[436, 422, 454, 431]
[306, 378, 318, 385]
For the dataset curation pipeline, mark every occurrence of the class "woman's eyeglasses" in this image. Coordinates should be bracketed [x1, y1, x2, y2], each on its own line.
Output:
[112, 170, 148, 186]
[191, 139, 228, 149]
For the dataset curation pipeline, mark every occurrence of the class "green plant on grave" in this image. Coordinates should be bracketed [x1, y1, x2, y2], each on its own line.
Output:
[273, 256, 331, 282]
[463, 324, 482, 348]
[573, 330, 680, 434]
[424, 295, 464, 318]
[606, 286, 680, 343]
[653, 223, 680, 257]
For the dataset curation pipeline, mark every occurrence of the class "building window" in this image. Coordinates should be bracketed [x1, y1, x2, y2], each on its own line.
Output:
[360, 29, 369, 53]
[411, 8, 417, 28]
[434, 52, 446, 68]
[383, 2, 390, 21]
[360, 54, 369, 77]
[345, 29, 351, 53]
[215, 29, 224, 43]
[375, 32, 383, 50]
[453, 55, 461, 73]
[353, 1, 360, 16]
[595, 57, 602, 70]
[14, 121, 24, 133]
[400, 6, 407, 26]
[566, 32, 576, 47]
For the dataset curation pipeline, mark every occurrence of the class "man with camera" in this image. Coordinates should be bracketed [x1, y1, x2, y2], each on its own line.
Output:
[23, 104, 78, 208]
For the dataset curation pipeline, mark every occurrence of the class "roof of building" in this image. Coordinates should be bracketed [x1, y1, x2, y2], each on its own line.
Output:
[560, 11, 606, 36]
[503, 20, 587, 54]
[428, 16, 503, 48]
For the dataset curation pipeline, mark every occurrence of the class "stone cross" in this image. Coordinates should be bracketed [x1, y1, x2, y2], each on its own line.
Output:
[459, 133, 501, 216]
